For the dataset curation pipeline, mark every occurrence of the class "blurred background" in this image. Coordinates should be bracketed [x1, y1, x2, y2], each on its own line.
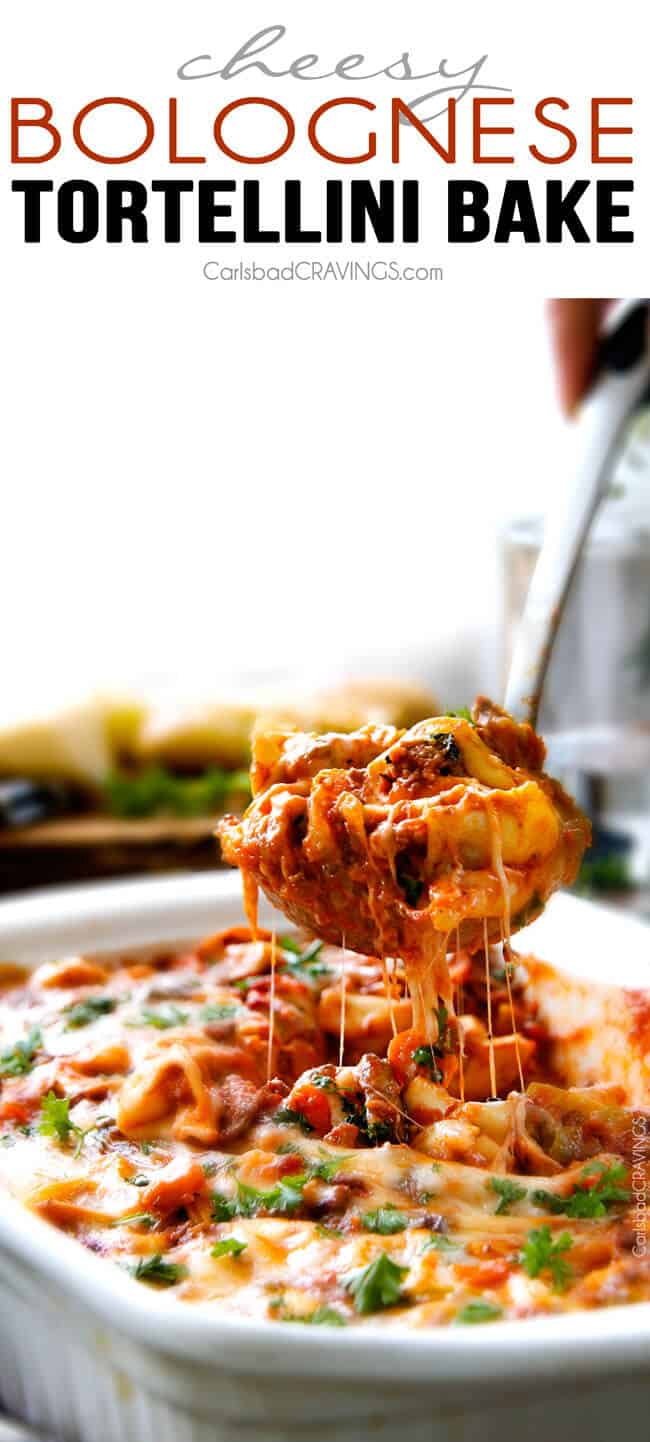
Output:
[2, 294, 649, 911]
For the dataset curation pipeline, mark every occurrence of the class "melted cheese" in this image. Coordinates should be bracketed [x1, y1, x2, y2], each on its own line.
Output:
[0, 928, 647, 1329]
[220, 702, 591, 1049]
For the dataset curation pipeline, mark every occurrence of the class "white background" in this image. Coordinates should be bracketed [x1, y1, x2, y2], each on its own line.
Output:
[1, 0, 646, 714]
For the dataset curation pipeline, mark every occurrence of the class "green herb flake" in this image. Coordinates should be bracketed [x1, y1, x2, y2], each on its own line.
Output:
[200, 1003, 238, 1023]
[131, 1253, 187, 1287]
[455, 1299, 502, 1325]
[310, 1152, 352, 1182]
[137, 1005, 190, 1030]
[211, 1193, 236, 1222]
[305, 1305, 347, 1326]
[112, 1212, 156, 1230]
[274, 1107, 314, 1135]
[413, 1045, 443, 1082]
[488, 1177, 528, 1216]
[272, 1299, 347, 1327]
[281, 938, 331, 981]
[278, 934, 303, 956]
[38, 1092, 82, 1146]
[361, 1205, 409, 1236]
[532, 1162, 630, 1220]
[436, 1003, 451, 1049]
[519, 1225, 573, 1291]
[345, 1253, 408, 1315]
[0, 1026, 42, 1078]
[212, 1173, 308, 1222]
[63, 997, 117, 1030]
[211, 1237, 248, 1259]
[422, 1233, 457, 1254]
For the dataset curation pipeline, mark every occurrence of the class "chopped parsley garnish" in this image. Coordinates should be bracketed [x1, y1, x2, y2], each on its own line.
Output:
[361, 1205, 409, 1235]
[298, 940, 324, 965]
[131, 1254, 188, 1287]
[278, 934, 303, 956]
[435, 1004, 450, 1049]
[63, 996, 117, 1029]
[422, 1233, 457, 1253]
[345, 1253, 408, 1314]
[488, 1177, 528, 1215]
[280, 937, 331, 981]
[0, 1026, 42, 1077]
[532, 1162, 630, 1219]
[310, 1152, 352, 1182]
[112, 1212, 156, 1230]
[38, 1092, 82, 1146]
[430, 733, 463, 774]
[105, 765, 250, 819]
[455, 1299, 502, 1324]
[367, 1120, 394, 1145]
[71, 1116, 111, 1159]
[413, 1045, 443, 1082]
[211, 1192, 236, 1222]
[412, 1006, 450, 1077]
[275, 1107, 315, 1134]
[312, 1074, 337, 1092]
[303, 1305, 347, 1326]
[211, 1154, 349, 1224]
[212, 1173, 308, 1221]
[519, 1225, 573, 1291]
[137, 1005, 189, 1030]
[200, 1003, 238, 1022]
[211, 1237, 248, 1259]
[273, 1300, 347, 1326]
[340, 1094, 369, 1132]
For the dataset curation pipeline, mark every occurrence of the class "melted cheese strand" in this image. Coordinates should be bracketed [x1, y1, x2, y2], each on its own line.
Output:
[486, 804, 525, 1094]
[383, 956, 399, 1037]
[455, 926, 465, 1105]
[502, 932, 525, 1092]
[457, 984, 465, 1104]
[267, 931, 277, 1082]
[242, 869, 259, 939]
[339, 935, 347, 1068]
[483, 916, 497, 1100]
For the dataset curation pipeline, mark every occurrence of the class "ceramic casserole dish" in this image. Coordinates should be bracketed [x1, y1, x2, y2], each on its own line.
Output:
[0, 873, 649, 1442]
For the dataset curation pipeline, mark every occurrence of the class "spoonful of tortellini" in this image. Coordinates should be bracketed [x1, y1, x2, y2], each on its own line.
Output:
[219, 699, 591, 1037]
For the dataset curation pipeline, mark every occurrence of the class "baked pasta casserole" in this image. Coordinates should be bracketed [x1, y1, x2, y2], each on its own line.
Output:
[1, 703, 648, 1330]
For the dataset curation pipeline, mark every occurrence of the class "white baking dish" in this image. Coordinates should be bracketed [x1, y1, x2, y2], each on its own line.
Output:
[0, 873, 649, 1442]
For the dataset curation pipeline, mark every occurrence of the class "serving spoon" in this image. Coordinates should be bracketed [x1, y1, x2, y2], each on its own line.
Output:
[504, 300, 650, 728]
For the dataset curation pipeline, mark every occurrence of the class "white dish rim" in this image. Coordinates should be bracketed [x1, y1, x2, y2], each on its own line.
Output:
[1, 871, 649, 1387]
